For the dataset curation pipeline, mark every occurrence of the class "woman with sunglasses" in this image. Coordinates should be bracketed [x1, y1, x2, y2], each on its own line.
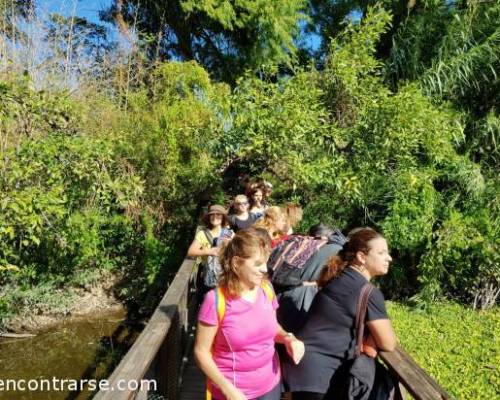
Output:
[229, 195, 261, 232]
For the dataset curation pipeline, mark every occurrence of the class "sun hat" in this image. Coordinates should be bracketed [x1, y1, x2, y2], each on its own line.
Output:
[207, 204, 227, 215]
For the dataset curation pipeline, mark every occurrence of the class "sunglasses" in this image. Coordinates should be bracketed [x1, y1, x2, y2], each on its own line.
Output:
[209, 213, 223, 218]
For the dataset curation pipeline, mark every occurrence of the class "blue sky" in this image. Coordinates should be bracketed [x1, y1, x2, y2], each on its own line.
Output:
[38, 0, 119, 41]
[40, 0, 112, 22]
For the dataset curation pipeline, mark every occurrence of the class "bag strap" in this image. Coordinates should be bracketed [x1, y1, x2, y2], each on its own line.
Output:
[206, 287, 226, 400]
[214, 282, 274, 322]
[215, 287, 226, 323]
[354, 283, 373, 358]
[202, 228, 214, 247]
[260, 280, 275, 301]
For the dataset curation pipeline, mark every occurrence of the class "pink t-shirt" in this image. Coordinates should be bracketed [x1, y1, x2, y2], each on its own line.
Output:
[198, 286, 281, 399]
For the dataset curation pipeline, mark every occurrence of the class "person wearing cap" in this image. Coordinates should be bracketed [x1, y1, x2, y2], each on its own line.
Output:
[188, 205, 234, 295]
[228, 194, 261, 232]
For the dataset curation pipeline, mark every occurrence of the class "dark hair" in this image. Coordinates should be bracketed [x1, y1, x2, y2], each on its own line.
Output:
[318, 227, 382, 287]
[202, 212, 229, 229]
[246, 186, 263, 209]
[219, 228, 271, 296]
[308, 223, 334, 238]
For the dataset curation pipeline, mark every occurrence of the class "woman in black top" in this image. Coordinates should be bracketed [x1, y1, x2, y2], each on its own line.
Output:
[283, 227, 397, 399]
[228, 194, 260, 232]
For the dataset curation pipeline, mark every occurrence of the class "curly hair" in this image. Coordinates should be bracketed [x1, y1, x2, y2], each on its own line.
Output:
[318, 227, 382, 287]
[218, 228, 271, 297]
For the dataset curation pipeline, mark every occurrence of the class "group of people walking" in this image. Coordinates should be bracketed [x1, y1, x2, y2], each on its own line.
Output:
[188, 180, 397, 400]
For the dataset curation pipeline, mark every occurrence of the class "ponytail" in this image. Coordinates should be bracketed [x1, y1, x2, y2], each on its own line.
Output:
[318, 227, 382, 287]
[318, 254, 347, 287]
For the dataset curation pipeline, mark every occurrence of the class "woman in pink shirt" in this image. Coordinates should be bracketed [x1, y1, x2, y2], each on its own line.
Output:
[195, 228, 305, 400]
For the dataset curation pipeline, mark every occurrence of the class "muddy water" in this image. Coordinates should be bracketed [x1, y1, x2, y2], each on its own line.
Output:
[0, 309, 140, 400]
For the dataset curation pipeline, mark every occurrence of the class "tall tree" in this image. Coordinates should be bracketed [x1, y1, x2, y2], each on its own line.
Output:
[386, 1, 500, 167]
[101, 0, 307, 82]
[0, 0, 34, 37]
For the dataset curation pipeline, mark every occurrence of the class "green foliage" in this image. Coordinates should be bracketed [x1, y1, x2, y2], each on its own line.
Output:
[1, 0, 498, 327]
[0, 61, 227, 324]
[218, 6, 498, 305]
[388, 302, 500, 399]
[387, 1, 500, 170]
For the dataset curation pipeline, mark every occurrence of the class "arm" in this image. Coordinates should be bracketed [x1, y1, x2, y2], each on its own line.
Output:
[366, 319, 397, 352]
[275, 324, 305, 364]
[187, 239, 219, 257]
[194, 322, 247, 400]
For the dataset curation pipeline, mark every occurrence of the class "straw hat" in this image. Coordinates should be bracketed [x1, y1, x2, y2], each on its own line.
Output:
[206, 205, 227, 215]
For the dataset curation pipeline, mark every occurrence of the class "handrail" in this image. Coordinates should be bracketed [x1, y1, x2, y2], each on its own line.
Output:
[95, 256, 452, 400]
[94, 258, 197, 400]
[380, 346, 452, 400]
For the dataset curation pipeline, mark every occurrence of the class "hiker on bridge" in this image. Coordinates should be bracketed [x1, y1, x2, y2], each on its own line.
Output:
[228, 194, 261, 232]
[270, 223, 346, 334]
[283, 203, 303, 236]
[194, 228, 305, 400]
[246, 186, 267, 218]
[253, 206, 289, 248]
[187, 205, 234, 295]
[282, 227, 397, 399]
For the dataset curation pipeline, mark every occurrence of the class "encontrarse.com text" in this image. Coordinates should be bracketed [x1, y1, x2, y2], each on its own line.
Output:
[0, 378, 157, 392]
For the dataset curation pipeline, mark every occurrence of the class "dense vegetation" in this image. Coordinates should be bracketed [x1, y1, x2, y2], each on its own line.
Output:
[388, 301, 500, 399]
[0, 0, 498, 331]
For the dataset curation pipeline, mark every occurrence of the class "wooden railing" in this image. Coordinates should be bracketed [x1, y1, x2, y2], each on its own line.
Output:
[380, 348, 452, 400]
[94, 258, 198, 400]
[95, 257, 452, 400]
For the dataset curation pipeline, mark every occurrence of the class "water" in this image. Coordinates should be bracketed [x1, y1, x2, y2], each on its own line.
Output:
[0, 309, 140, 400]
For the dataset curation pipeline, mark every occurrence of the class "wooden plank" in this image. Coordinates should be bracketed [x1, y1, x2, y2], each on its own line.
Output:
[380, 345, 452, 400]
[180, 359, 205, 400]
[94, 258, 195, 400]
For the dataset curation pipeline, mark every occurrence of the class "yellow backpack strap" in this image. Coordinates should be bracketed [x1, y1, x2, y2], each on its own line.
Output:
[206, 380, 213, 400]
[215, 286, 226, 322]
[207, 287, 225, 400]
[261, 280, 275, 302]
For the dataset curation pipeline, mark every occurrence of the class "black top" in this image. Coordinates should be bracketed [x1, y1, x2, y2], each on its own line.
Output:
[283, 267, 389, 394]
[228, 213, 260, 232]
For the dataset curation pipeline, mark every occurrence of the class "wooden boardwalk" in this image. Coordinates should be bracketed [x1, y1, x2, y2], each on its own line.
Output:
[180, 353, 205, 400]
[94, 258, 452, 400]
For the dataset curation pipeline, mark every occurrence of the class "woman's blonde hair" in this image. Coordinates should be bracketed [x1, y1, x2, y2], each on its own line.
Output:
[234, 194, 248, 204]
[284, 202, 303, 230]
[219, 228, 271, 296]
[253, 206, 285, 239]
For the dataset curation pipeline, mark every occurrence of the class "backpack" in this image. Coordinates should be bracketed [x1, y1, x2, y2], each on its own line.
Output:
[202, 228, 232, 288]
[205, 281, 275, 400]
[269, 235, 327, 287]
